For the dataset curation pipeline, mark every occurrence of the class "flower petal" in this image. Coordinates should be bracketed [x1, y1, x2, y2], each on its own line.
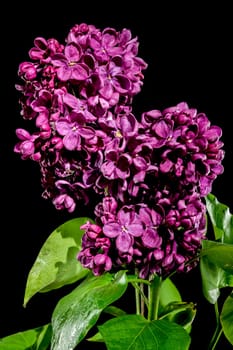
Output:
[55, 120, 71, 136]
[127, 223, 143, 237]
[142, 228, 161, 248]
[71, 64, 89, 80]
[116, 232, 133, 252]
[103, 223, 120, 237]
[63, 132, 80, 150]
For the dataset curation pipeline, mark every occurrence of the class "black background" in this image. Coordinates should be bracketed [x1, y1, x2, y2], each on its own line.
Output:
[1, 1, 232, 349]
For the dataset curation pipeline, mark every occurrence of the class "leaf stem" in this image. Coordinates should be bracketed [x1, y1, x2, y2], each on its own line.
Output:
[140, 283, 145, 316]
[208, 302, 223, 350]
[134, 282, 141, 315]
[128, 277, 151, 285]
[148, 275, 162, 321]
[132, 282, 149, 313]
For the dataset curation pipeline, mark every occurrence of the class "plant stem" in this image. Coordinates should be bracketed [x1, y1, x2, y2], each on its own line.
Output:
[132, 282, 149, 313]
[208, 302, 223, 350]
[148, 275, 162, 321]
[134, 282, 140, 315]
[128, 276, 151, 285]
[140, 283, 145, 316]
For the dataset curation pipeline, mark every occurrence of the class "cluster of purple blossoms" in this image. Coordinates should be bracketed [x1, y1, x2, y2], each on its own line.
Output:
[14, 23, 147, 212]
[77, 102, 224, 278]
[14, 23, 224, 279]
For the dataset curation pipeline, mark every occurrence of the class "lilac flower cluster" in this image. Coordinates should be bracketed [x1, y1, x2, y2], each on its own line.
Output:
[14, 23, 147, 212]
[14, 23, 224, 279]
[78, 102, 224, 278]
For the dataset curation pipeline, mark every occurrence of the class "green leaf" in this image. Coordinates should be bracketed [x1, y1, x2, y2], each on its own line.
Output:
[87, 305, 127, 343]
[98, 315, 191, 350]
[24, 217, 92, 307]
[0, 324, 51, 350]
[36, 324, 52, 350]
[159, 301, 196, 333]
[200, 246, 233, 304]
[220, 291, 233, 345]
[103, 305, 127, 317]
[159, 277, 182, 313]
[87, 332, 104, 342]
[205, 193, 233, 243]
[201, 240, 233, 273]
[51, 270, 128, 350]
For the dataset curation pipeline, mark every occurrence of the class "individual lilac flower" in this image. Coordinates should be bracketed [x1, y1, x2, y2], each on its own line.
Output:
[14, 129, 40, 160]
[103, 206, 143, 253]
[51, 43, 89, 81]
[52, 193, 76, 213]
[100, 135, 130, 181]
[94, 196, 118, 224]
[98, 60, 131, 100]
[84, 130, 109, 153]
[66, 23, 98, 47]
[55, 118, 95, 151]
[141, 109, 173, 148]
[116, 246, 134, 266]
[139, 206, 164, 248]
[29, 37, 64, 63]
[80, 221, 103, 240]
[116, 112, 139, 139]
[92, 254, 113, 275]
[63, 92, 97, 122]
[82, 151, 103, 188]
[90, 27, 123, 62]
[18, 62, 37, 80]
[101, 152, 132, 180]
[52, 179, 89, 212]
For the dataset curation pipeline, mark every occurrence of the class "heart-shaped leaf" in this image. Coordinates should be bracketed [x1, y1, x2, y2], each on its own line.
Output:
[205, 193, 233, 243]
[201, 240, 233, 273]
[159, 277, 182, 313]
[0, 324, 51, 350]
[24, 217, 92, 307]
[159, 301, 196, 333]
[51, 270, 128, 350]
[98, 314, 191, 350]
[220, 291, 233, 345]
[200, 245, 233, 304]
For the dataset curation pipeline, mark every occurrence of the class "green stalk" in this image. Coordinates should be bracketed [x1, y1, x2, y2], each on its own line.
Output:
[132, 282, 149, 313]
[208, 302, 223, 350]
[134, 282, 141, 315]
[140, 283, 145, 316]
[131, 272, 150, 317]
[148, 275, 162, 321]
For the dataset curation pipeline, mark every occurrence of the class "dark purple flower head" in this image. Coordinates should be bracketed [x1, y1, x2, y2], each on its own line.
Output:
[140, 102, 225, 198]
[78, 195, 207, 279]
[14, 23, 147, 215]
[77, 102, 224, 279]
[15, 24, 225, 281]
